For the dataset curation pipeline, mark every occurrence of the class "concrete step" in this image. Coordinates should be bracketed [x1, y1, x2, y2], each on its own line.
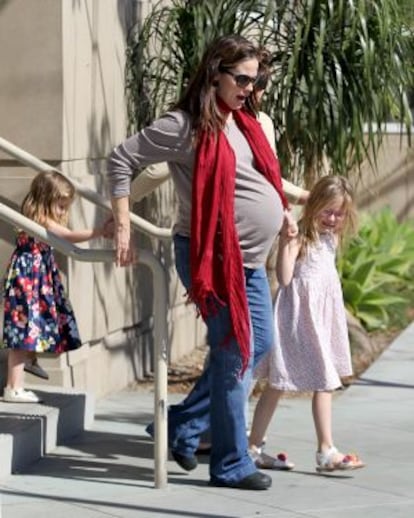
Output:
[0, 385, 94, 480]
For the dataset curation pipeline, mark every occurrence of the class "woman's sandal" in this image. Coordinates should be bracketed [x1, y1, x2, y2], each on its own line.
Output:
[249, 445, 295, 471]
[316, 446, 365, 473]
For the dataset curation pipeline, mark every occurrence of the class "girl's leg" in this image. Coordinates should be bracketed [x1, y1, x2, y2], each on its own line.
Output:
[313, 391, 365, 470]
[7, 349, 28, 389]
[313, 390, 349, 464]
[245, 268, 295, 469]
[249, 384, 282, 449]
[243, 269, 293, 470]
[248, 384, 294, 470]
[4, 350, 41, 403]
[312, 391, 334, 452]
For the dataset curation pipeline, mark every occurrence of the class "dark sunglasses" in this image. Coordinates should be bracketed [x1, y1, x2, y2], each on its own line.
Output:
[220, 69, 258, 88]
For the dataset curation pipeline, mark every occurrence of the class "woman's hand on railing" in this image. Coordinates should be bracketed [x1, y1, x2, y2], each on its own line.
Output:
[114, 221, 136, 266]
[110, 196, 136, 266]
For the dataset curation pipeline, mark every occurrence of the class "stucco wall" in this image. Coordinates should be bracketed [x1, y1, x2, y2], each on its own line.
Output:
[0, 0, 63, 158]
[0, 0, 205, 398]
[356, 131, 414, 221]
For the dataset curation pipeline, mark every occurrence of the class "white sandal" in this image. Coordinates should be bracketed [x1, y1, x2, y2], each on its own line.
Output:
[316, 446, 365, 472]
[249, 445, 295, 471]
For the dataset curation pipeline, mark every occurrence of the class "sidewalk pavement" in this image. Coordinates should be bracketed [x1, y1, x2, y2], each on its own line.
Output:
[0, 323, 413, 518]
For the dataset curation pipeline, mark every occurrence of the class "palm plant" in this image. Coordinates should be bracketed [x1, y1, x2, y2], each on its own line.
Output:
[126, 0, 276, 132]
[126, 0, 413, 187]
[265, 0, 413, 186]
[399, 0, 414, 25]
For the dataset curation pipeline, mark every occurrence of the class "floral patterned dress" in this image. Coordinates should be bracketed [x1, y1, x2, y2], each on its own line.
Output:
[2, 232, 81, 353]
[255, 231, 352, 391]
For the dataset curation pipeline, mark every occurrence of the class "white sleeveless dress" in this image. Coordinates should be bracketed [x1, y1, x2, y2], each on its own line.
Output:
[256, 232, 352, 391]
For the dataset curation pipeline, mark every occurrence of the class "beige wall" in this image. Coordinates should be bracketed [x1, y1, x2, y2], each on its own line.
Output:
[0, 0, 205, 398]
[0, 0, 62, 158]
[356, 131, 414, 221]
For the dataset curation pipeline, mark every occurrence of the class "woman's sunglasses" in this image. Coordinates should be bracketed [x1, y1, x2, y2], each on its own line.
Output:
[220, 69, 258, 88]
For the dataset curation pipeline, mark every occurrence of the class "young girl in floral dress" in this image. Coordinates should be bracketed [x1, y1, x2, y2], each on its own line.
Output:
[2, 170, 111, 403]
[251, 176, 366, 472]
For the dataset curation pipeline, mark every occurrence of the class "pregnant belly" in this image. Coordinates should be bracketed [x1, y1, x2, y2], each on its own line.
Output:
[235, 186, 284, 266]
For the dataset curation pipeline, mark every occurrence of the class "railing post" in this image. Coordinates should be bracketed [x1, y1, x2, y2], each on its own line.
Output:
[139, 251, 169, 489]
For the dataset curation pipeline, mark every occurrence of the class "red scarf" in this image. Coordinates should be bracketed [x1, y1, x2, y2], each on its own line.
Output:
[190, 106, 288, 373]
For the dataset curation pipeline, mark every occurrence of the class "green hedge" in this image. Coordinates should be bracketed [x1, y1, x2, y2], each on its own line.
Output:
[338, 208, 414, 330]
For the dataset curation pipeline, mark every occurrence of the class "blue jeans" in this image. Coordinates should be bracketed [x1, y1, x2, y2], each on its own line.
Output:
[163, 234, 273, 483]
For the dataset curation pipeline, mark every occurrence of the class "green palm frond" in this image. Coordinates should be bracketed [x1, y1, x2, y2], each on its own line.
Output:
[264, 0, 413, 186]
[126, 0, 414, 188]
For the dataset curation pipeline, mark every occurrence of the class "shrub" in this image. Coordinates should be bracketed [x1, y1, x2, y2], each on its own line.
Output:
[338, 208, 414, 330]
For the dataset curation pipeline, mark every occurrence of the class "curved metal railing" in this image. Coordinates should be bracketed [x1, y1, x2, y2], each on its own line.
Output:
[0, 136, 172, 240]
[0, 136, 171, 489]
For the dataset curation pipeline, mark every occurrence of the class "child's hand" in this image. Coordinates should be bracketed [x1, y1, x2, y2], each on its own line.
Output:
[281, 209, 298, 239]
[102, 216, 115, 239]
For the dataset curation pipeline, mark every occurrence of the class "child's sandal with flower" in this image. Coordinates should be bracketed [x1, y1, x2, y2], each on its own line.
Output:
[316, 446, 365, 472]
[249, 445, 295, 471]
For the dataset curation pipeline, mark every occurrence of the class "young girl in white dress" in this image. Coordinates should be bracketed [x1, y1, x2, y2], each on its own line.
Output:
[250, 175, 365, 472]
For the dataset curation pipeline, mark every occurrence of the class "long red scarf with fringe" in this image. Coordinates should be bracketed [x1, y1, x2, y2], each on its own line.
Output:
[190, 105, 288, 373]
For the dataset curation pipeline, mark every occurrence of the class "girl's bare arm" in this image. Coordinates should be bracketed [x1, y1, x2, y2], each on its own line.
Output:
[276, 215, 301, 287]
[45, 219, 106, 244]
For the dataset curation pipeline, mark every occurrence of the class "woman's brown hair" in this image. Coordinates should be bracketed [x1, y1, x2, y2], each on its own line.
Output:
[174, 34, 260, 135]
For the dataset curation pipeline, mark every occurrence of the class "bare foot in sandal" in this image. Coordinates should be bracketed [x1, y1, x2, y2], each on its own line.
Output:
[316, 446, 365, 472]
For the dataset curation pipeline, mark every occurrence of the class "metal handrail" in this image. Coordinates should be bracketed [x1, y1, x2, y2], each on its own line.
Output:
[0, 137, 172, 240]
[0, 136, 170, 489]
[0, 203, 114, 262]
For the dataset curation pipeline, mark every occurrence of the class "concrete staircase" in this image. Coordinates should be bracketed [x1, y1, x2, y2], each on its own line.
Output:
[0, 384, 94, 481]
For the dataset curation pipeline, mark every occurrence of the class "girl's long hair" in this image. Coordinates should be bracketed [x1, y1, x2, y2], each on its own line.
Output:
[174, 34, 260, 135]
[21, 170, 75, 226]
[298, 175, 357, 257]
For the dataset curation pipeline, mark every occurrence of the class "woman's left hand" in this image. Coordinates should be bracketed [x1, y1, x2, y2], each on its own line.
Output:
[114, 222, 135, 266]
[110, 196, 136, 266]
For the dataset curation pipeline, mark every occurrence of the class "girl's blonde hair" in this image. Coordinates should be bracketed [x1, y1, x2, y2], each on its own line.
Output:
[298, 175, 357, 256]
[21, 170, 76, 226]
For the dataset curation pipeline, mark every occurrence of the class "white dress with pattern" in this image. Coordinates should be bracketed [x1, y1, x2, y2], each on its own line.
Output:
[257, 232, 352, 391]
